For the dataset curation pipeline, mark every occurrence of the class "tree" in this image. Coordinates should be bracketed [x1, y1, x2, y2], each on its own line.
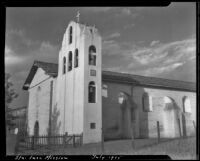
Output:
[5, 73, 18, 127]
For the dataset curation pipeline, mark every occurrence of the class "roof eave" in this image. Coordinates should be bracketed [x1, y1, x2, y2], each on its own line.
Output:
[22, 62, 58, 90]
[22, 62, 38, 90]
[102, 76, 196, 92]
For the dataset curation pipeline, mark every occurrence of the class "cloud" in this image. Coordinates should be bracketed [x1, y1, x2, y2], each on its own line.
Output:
[104, 32, 121, 40]
[103, 37, 196, 82]
[132, 48, 168, 65]
[5, 46, 25, 66]
[125, 38, 196, 80]
[141, 62, 184, 76]
[102, 39, 133, 58]
[103, 40, 121, 56]
[150, 40, 160, 46]
[121, 8, 131, 16]
[82, 7, 134, 16]
[115, 7, 139, 17]
[157, 58, 196, 82]
[27, 41, 59, 65]
[36, 41, 58, 58]
[6, 29, 37, 47]
[123, 23, 135, 30]
[131, 38, 195, 67]
[6, 28, 58, 65]
[6, 29, 40, 57]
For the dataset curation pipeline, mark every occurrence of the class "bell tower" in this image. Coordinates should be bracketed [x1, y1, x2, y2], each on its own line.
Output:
[57, 13, 102, 144]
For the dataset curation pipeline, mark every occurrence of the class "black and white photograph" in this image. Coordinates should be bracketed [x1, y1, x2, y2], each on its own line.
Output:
[5, 3, 197, 159]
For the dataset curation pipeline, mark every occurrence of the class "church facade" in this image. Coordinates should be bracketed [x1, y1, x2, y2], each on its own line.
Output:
[23, 21, 196, 144]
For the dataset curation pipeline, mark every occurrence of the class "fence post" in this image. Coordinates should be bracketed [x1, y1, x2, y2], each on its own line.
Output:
[31, 136, 35, 150]
[63, 132, 67, 147]
[182, 113, 187, 138]
[80, 133, 83, 146]
[73, 134, 75, 148]
[157, 121, 160, 143]
[48, 134, 51, 146]
[178, 118, 182, 138]
[131, 122, 135, 149]
[101, 128, 104, 154]
[14, 132, 20, 154]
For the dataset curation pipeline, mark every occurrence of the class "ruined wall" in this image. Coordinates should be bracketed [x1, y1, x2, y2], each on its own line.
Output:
[132, 86, 196, 138]
[102, 82, 196, 140]
[102, 81, 140, 140]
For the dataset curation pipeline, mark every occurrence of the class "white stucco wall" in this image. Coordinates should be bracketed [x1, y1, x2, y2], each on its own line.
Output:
[56, 53, 65, 134]
[56, 21, 102, 144]
[56, 22, 85, 136]
[83, 27, 102, 144]
[27, 68, 55, 136]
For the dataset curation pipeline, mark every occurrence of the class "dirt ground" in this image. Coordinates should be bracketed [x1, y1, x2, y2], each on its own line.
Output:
[14, 136, 197, 159]
[6, 133, 17, 155]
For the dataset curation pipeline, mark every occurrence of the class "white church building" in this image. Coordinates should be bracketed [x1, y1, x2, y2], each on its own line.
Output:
[23, 19, 196, 144]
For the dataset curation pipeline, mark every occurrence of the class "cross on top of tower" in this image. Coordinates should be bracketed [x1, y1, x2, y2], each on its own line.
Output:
[76, 11, 80, 23]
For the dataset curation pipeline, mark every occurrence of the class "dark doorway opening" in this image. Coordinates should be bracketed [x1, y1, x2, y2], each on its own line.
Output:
[34, 121, 39, 138]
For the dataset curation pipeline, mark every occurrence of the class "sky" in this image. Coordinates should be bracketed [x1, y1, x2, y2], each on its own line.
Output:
[5, 3, 196, 108]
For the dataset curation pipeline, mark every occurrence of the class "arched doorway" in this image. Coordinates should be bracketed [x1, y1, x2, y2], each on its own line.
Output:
[103, 91, 137, 141]
[163, 97, 180, 138]
[34, 121, 39, 138]
[118, 92, 136, 139]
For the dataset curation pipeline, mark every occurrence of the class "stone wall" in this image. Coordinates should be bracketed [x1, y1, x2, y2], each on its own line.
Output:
[132, 86, 196, 138]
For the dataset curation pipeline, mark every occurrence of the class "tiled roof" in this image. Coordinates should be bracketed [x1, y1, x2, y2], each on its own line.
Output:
[23, 61, 196, 92]
[102, 70, 196, 92]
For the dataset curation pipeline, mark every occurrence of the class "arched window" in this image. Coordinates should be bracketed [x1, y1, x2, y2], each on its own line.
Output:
[89, 45, 96, 66]
[74, 49, 79, 68]
[63, 57, 66, 74]
[68, 51, 72, 71]
[69, 26, 73, 44]
[88, 81, 96, 103]
[142, 92, 153, 112]
[183, 96, 191, 113]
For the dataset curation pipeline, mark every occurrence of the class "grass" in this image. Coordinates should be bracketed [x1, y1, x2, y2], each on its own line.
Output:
[17, 136, 197, 160]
